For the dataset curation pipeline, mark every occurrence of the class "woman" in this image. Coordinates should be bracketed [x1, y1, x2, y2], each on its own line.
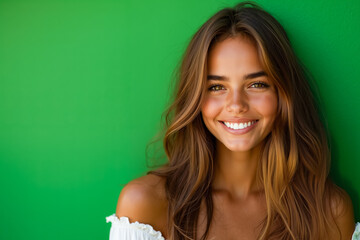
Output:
[107, 2, 358, 239]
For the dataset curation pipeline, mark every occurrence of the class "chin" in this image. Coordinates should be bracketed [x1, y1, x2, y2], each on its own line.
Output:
[224, 142, 254, 152]
[222, 138, 265, 153]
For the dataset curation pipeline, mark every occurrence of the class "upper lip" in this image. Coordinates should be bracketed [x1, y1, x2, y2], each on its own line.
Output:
[219, 118, 258, 123]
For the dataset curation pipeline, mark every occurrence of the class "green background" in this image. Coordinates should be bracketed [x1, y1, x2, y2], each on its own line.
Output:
[0, 0, 359, 239]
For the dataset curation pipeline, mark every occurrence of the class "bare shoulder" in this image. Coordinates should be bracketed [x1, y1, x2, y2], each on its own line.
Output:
[328, 186, 355, 240]
[115, 174, 168, 233]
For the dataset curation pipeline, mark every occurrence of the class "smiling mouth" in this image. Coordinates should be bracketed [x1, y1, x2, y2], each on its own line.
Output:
[221, 120, 259, 130]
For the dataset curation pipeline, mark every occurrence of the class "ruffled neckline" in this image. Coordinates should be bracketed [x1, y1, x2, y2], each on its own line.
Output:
[106, 214, 359, 240]
[106, 214, 165, 240]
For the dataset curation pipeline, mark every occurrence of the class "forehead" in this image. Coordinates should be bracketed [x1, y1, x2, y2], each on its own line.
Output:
[207, 36, 263, 75]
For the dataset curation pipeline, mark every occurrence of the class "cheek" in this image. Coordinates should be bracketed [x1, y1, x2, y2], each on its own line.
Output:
[201, 96, 224, 119]
[251, 93, 278, 117]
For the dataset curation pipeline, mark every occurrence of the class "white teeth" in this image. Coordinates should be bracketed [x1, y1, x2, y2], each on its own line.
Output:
[223, 120, 257, 130]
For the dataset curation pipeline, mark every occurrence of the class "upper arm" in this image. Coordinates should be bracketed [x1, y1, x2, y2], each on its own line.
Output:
[116, 180, 152, 222]
[331, 190, 355, 240]
[115, 175, 167, 232]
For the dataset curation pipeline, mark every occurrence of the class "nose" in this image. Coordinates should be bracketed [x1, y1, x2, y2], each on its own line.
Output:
[226, 89, 249, 114]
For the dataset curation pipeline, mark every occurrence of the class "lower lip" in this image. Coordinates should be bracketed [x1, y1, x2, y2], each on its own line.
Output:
[219, 121, 258, 135]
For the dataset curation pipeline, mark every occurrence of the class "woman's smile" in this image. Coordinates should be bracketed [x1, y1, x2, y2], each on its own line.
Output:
[220, 119, 259, 133]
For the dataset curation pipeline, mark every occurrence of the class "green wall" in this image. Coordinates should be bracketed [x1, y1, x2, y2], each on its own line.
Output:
[0, 0, 359, 239]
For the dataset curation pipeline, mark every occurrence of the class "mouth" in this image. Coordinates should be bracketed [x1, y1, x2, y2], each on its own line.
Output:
[220, 120, 259, 130]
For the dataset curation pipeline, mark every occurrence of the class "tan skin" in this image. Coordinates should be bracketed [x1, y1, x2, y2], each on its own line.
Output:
[116, 36, 355, 239]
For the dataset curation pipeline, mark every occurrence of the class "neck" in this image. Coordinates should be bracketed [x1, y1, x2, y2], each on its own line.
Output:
[212, 141, 263, 199]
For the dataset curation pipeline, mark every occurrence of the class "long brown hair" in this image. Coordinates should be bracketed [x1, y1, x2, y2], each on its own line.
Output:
[151, 2, 342, 239]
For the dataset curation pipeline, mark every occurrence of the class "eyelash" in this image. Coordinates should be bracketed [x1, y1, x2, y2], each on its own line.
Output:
[249, 82, 270, 88]
[208, 84, 226, 91]
[208, 82, 270, 91]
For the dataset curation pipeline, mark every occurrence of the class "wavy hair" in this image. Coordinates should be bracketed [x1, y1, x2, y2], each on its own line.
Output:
[151, 2, 342, 239]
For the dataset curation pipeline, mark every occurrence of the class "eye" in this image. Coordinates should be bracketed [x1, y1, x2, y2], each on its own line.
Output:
[249, 82, 270, 88]
[208, 84, 226, 92]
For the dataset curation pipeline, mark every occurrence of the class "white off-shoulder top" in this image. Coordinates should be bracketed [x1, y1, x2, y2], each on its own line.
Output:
[106, 214, 360, 240]
[106, 214, 165, 240]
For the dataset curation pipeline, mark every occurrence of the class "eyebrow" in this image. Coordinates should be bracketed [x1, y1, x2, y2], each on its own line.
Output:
[207, 71, 267, 81]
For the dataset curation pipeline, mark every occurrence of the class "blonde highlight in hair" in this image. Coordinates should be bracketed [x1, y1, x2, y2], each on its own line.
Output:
[151, 2, 342, 239]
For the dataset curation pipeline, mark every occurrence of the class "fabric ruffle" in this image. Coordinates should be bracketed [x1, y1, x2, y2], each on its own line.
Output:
[353, 222, 360, 240]
[106, 214, 165, 240]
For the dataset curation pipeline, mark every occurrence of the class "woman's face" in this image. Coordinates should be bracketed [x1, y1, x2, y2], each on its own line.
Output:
[201, 36, 278, 152]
